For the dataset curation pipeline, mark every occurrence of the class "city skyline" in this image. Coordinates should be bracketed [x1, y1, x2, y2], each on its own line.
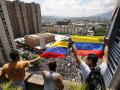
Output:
[8, 0, 116, 17]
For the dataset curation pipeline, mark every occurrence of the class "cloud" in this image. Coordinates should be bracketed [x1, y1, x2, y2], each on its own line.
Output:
[8, 0, 116, 17]
[8, 0, 34, 3]
[40, 0, 116, 17]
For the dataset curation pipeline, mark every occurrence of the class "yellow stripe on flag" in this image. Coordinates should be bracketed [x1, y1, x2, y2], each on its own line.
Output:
[50, 41, 69, 48]
[71, 35, 104, 44]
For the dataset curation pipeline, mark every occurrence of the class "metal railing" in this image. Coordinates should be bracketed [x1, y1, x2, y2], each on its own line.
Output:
[104, 0, 120, 89]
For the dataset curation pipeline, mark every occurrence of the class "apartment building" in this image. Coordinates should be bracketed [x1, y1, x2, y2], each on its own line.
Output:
[6, 0, 41, 38]
[46, 25, 88, 35]
[0, 0, 16, 64]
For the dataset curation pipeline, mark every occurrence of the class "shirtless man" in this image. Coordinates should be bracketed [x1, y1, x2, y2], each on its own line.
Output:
[42, 61, 64, 90]
[0, 50, 41, 90]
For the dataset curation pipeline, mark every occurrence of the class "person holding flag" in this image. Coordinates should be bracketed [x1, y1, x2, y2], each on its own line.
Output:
[69, 37, 109, 90]
[0, 50, 41, 90]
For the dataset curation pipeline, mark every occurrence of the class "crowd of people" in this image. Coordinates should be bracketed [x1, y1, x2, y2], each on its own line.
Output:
[28, 57, 82, 82]
[0, 38, 109, 90]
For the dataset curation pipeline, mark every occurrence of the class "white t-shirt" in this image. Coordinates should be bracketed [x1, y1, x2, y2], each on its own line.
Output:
[80, 61, 108, 81]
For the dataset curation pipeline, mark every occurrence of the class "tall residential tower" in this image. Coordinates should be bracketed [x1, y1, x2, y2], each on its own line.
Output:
[0, 0, 16, 64]
[6, 0, 42, 38]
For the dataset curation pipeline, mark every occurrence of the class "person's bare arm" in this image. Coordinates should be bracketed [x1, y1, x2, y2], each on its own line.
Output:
[23, 56, 41, 68]
[72, 44, 83, 64]
[1, 69, 6, 77]
[42, 70, 47, 79]
[102, 38, 109, 63]
[57, 74, 64, 90]
[0, 65, 7, 79]
[102, 45, 109, 63]
[29, 56, 41, 64]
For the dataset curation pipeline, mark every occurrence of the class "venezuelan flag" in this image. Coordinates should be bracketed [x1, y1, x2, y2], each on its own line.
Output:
[71, 35, 104, 58]
[41, 41, 69, 58]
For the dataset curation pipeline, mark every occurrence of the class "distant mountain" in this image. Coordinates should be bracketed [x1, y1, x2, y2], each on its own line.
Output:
[95, 11, 112, 19]
[42, 16, 65, 23]
[41, 11, 112, 23]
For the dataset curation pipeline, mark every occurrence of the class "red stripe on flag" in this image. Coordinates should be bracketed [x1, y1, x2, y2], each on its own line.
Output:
[41, 52, 66, 58]
[77, 50, 103, 58]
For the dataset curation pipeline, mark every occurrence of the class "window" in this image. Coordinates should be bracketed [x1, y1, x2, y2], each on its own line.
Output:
[0, 5, 1, 8]
[0, 14, 4, 17]
[0, 10, 3, 14]
[0, 40, 2, 48]
[1, 48, 8, 61]
[3, 21, 7, 25]
[1, 18, 5, 22]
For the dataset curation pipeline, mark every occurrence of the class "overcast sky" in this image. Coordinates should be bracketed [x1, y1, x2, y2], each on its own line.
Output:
[8, 0, 117, 17]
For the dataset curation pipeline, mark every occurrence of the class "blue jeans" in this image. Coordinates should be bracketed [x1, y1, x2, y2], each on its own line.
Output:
[11, 80, 26, 90]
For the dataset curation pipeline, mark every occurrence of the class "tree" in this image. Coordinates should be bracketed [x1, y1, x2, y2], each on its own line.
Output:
[94, 28, 107, 36]
[31, 55, 41, 68]
[21, 53, 29, 60]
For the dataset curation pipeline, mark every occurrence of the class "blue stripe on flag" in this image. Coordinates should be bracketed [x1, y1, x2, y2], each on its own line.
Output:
[44, 47, 68, 55]
[74, 42, 104, 50]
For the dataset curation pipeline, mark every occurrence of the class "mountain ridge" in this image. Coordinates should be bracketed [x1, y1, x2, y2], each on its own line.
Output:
[42, 11, 112, 22]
